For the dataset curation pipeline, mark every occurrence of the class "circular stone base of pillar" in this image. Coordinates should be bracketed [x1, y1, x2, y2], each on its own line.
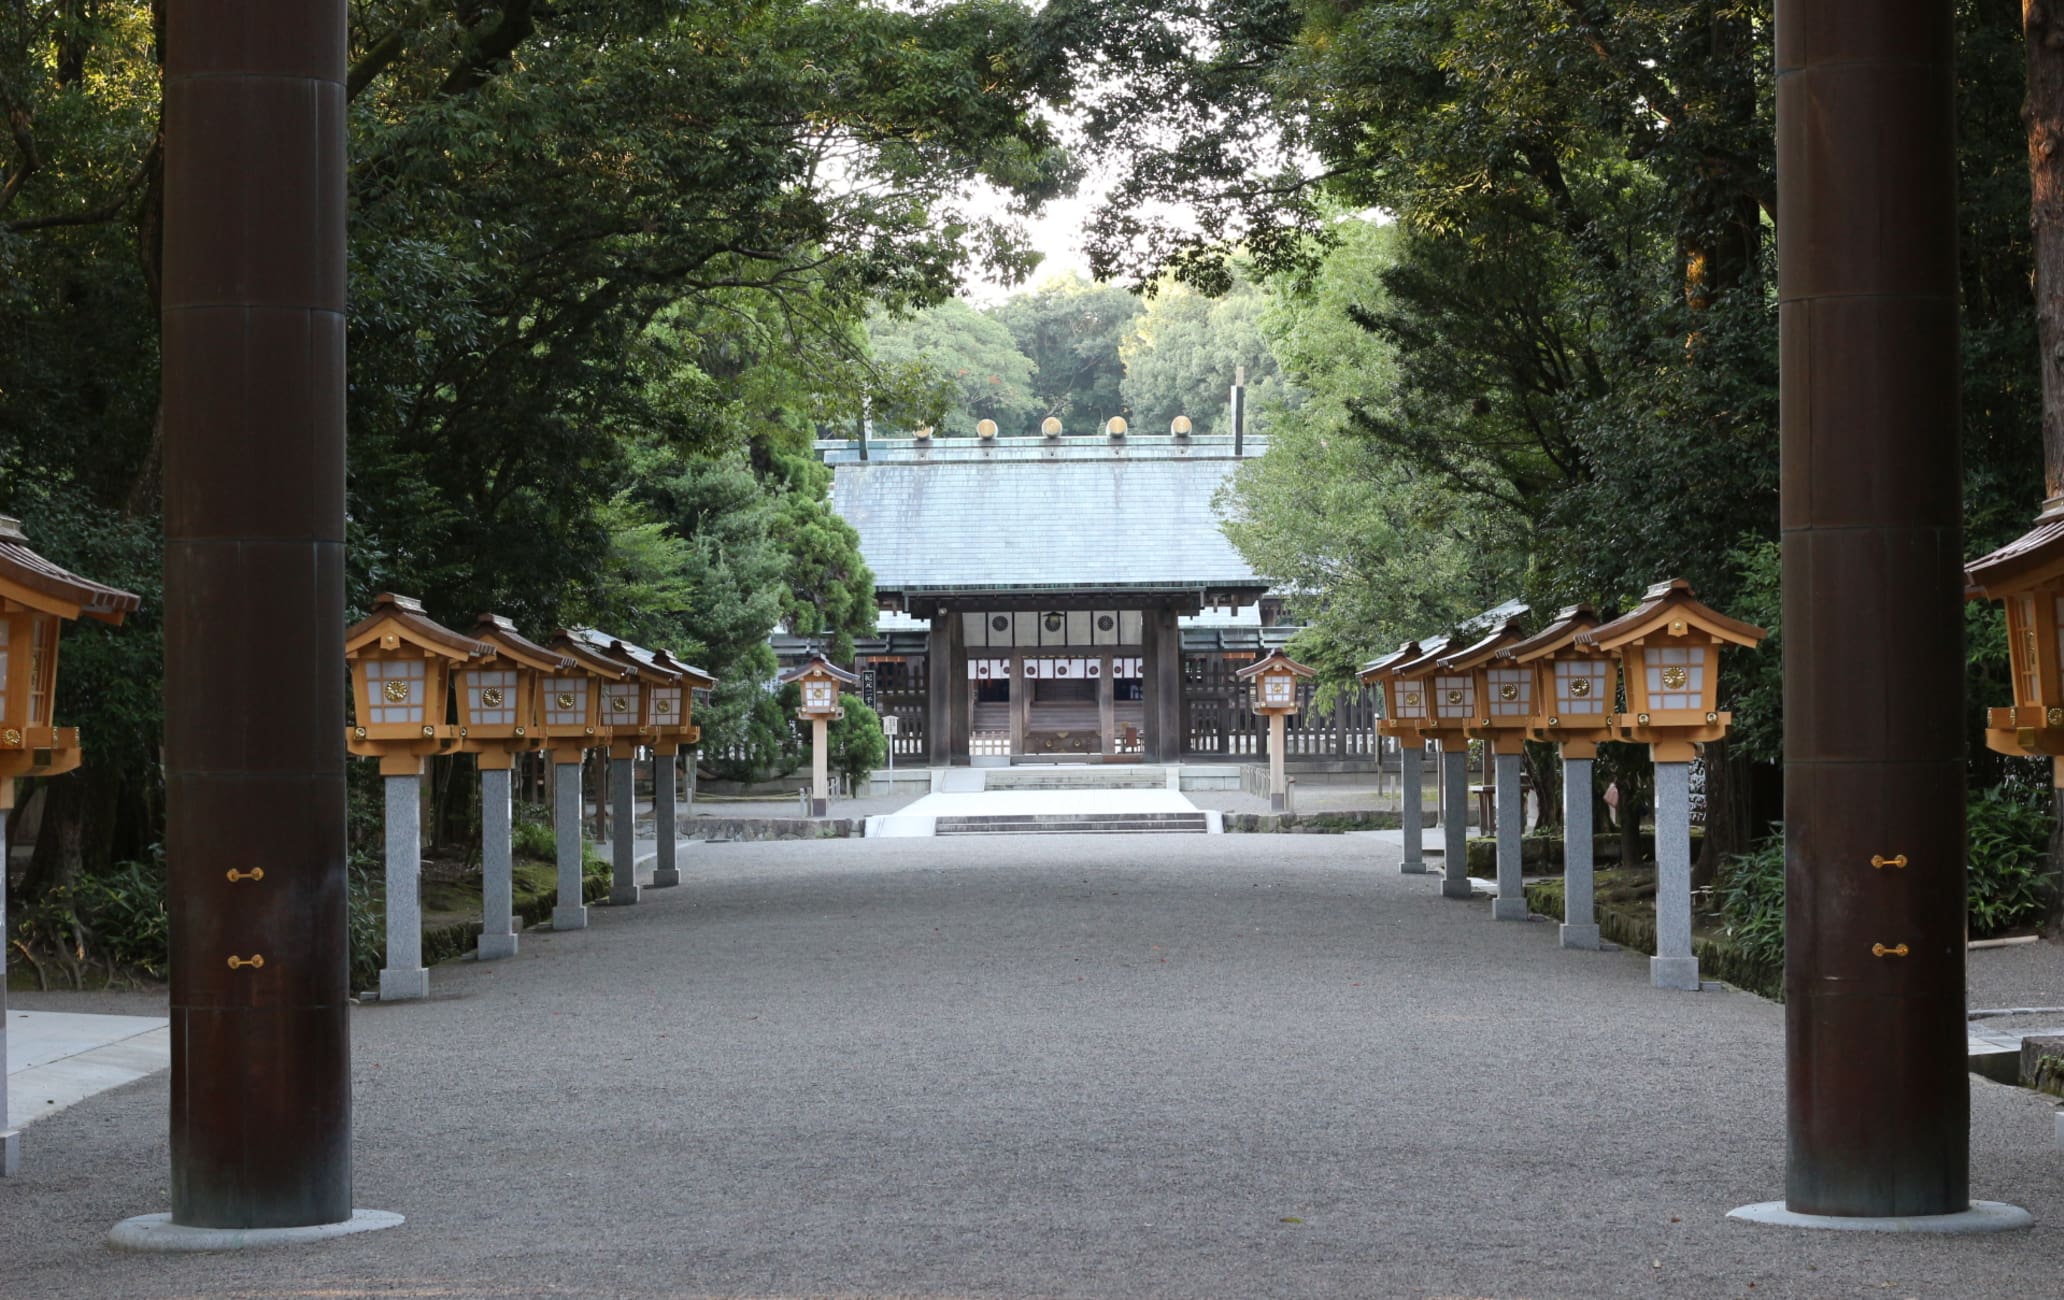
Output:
[1399, 860, 1429, 875]
[1726, 1201, 2032, 1235]
[1440, 877, 1474, 900]
[1491, 897, 1530, 921]
[650, 867, 682, 888]
[109, 1209, 405, 1252]
[552, 904, 588, 931]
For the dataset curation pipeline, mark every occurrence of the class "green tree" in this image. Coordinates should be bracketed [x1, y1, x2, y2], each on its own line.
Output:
[992, 273, 1141, 426]
[865, 300, 1042, 435]
[1121, 275, 1292, 433]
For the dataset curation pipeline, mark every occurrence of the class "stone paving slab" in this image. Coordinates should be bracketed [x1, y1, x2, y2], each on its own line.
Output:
[6, 1011, 170, 1131]
[4, 834, 2062, 1299]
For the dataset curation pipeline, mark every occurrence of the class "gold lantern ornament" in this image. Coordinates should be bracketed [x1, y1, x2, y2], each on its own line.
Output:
[345, 594, 493, 775]
[1967, 511, 2064, 771]
[1587, 578, 1766, 761]
[1508, 603, 1617, 759]
[0, 517, 141, 804]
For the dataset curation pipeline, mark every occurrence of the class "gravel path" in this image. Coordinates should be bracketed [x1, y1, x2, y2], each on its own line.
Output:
[5, 831, 2062, 1299]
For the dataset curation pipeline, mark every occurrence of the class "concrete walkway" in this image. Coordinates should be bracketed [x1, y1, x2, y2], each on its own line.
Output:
[5, 1011, 169, 1133]
[4, 833, 2062, 1298]
[869, 787, 1212, 837]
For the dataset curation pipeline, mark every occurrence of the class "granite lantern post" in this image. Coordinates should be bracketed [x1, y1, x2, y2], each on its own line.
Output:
[1393, 636, 1469, 899]
[462, 616, 573, 960]
[1510, 604, 1616, 950]
[1362, 640, 1432, 875]
[568, 630, 661, 906]
[594, 638, 713, 890]
[345, 595, 489, 1001]
[1589, 579, 1765, 991]
[780, 655, 860, 816]
[1237, 650, 1316, 813]
[1442, 618, 1533, 921]
[542, 631, 630, 930]
[0, 519, 139, 1177]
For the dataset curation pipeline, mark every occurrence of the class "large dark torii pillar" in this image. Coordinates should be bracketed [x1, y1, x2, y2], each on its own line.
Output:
[1770, 1, 1977, 1221]
[153, 2, 359, 1232]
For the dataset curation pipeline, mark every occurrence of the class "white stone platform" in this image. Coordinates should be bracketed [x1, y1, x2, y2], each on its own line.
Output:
[7, 1011, 170, 1130]
[868, 788, 1218, 838]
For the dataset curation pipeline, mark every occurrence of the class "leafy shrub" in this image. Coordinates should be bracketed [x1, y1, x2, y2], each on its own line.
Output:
[1967, 784, 2052, 938]
[512, 816, 556, 861]
[347, 862, 384, 992]
[1717, 827, 1785, 974]
[71, 858, 171, 980]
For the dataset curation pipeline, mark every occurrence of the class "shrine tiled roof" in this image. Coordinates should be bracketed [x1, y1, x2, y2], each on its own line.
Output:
[831, 447, 1265, 596]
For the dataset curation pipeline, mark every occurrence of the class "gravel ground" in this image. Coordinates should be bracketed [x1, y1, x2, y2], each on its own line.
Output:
[5, 831, 2062, 1299]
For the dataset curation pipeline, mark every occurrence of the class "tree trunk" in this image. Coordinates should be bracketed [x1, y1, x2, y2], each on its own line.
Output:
[2029, 1, 2064, 505]
[1694, 737, 1754, 889]
[1523, 741, 1562, 831]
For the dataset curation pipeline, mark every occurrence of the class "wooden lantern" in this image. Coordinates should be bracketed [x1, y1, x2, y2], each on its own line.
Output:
[650, 650, 715, 747]
[1383, 635, 1457, 744]
[541, 628, 633, 765]
[780, 654, 860, 720]
[463, 614, 575, 764]
[1439, 617, 1532, 756]
[0, 517, 141, 801]
[1966, 514, 2064, 766]
[345, 594, 493, 775]
[1360, 640, 1428, 739]
[1236, 649, 1315, 716]
[1509, 603, 1617, 759]
[566, 628, 673, 759]
[1587, 578, 1765, 761]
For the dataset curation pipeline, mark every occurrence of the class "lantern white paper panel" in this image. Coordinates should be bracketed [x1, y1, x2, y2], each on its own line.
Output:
[1555, 660, 1610, 714]
[27, 616, 50, 725]
[603, 684, 641, 727]
[1434, 674, 1474, 720]
[647, 685, 683, 726]
[0, 618, 11, 724]
[467, 669, 518, 727]
[1486, 667, 1530, 718]
[1646, 645, 1704, 711]
[366, 658, 427, 725]
[544, 676, 588, 728]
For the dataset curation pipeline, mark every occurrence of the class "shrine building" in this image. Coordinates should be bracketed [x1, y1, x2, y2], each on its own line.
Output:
[797, 423, 1380, 767]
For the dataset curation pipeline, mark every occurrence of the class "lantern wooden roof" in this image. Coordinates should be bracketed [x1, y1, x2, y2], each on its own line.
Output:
[1966, 513, 2064, 598]
[471, 613, 573, 674]
[1234, 649, 1316, 682]
[1387, 634, 1453, 680]
[778, 654, 861, 687]
[1587, 578, 1765, 652]
[583, 630, 684, 684]
[546, 628, 634, 680]
[1436, 617, 1529, 672]
[1508, 604, 1605, 664]
[0, 517, 141, 624]
[652, 648, 716, 690]
[1358, 640, 1422, 685]
[345, 593, 492, 663]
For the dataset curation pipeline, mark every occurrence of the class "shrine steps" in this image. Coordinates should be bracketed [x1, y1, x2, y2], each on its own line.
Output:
[977, 766, 1173, 792]
[933, 811, 1211, 836]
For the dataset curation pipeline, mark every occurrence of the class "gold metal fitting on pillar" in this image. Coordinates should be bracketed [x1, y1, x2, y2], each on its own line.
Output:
[226, 867, 264, 883]
[1871, 942, 1910, 959]
[226, 954, 266, 970]
[1870, 854, 1908, 870]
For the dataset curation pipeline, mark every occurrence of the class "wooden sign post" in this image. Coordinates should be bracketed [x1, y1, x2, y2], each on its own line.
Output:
[0, 519, 138, 1177]
[781, 655, 860, 816]
[1238, 650, 1316, 813]
[1510, 604, 1616, 950]
[1441, 618, 1533, 921]
[1362, 640, 1431, 875]
[345, 595, 493, 1001]
[1590, 579, 1764, 991]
